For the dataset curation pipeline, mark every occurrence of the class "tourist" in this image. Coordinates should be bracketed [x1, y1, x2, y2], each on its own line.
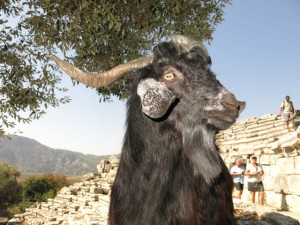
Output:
[245, 155, 265, 205]
[230, 158, 245, 199]
[280, 95, 295, 129]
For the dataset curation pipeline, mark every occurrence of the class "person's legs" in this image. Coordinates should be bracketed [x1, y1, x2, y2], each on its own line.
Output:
[250, 191, 255, 203]
[235, 183, 243, 199]
[287, 114, 295, 129]
[284, 114, 289, 128]
[248, 182, 256, 203]
[259, 191, 264, 205]
[258, 182, 265, 205]
[238, 190, 243, 199]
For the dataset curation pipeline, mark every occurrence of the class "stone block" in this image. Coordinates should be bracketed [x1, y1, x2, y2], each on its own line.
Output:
[264, 191, 283, 210]
[56, 194, 72, 202]
[97, 164, 102, 173]
[84, 181, 92, 186]
[41, 204, 50, 210]
[275, 158, 295, 175]
[82, 173, 96, 181]
[100, 183, 111, 195]
[97, 206, 109, 217]
[75, 197, 89, 206]
[260, 155, 272, 165]
[288, 175, 300, 195]
[69, 185, 81, 194]
[294, 156, 300, 175]
[80, 186, 90, 192]
[90, 187, 103, 194]
[59, 187, 72, 195]
[87, 193, 100, 201]
[7, 218, 23, 225]
[47, 198, 54, 203]
[253, 149, 263, 156]
[286, 194, 300, 214]
[273, 175, 290, 194]
[261, 176, 274, 192]
[99, 195, 111, 204]
[89, 181, 97, 186]
[68, 204, 80, 212]
[269, 164, 280, 177]
[262, 165, 271, 176]
[46, 216, 57, 222]
[284, 149, 299, 157]
[53, 199, 66, 206]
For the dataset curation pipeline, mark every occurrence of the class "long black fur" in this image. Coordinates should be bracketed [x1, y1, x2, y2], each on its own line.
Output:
[109, 37, 240, 225]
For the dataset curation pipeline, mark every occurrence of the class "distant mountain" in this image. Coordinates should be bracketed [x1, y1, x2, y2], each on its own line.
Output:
[0, 135, 112, 176]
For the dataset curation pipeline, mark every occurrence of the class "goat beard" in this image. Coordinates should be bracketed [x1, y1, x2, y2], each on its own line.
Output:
[182, 125, 223, 184]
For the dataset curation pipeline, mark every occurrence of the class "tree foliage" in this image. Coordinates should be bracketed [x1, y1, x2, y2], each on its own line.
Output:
[41, 173, 68, 191]
[0, 163, 68, 217]
[0, 162, 22, 216]
[0, 0, 70, 135]
[1, 0, 231, 134]
[21, 176, 52, 201]
[21, 173, 68, 202]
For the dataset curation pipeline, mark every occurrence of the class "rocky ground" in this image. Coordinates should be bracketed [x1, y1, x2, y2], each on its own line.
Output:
[233, 198, 300, 225]
[7, 196, 300, 225]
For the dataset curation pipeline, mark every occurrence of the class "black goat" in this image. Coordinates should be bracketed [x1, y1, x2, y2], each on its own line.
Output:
[51, 36, 245, 225]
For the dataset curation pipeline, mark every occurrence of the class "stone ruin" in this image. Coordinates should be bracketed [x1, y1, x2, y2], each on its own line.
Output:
[8, 115, 300, 225]
[8, 156, 119, 225]
[216, 114, 300, 213]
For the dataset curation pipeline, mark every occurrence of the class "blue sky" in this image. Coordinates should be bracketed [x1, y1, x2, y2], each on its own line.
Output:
[13, 0, 300, 156]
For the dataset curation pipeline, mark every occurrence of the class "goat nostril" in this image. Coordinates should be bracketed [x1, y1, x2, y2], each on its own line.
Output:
[238, 101, 246, 112]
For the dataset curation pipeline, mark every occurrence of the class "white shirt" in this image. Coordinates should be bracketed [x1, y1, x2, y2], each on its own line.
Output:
[246, 163, 263, 183]
[281, 100, 294, 113]
[230, 165, 245, 184]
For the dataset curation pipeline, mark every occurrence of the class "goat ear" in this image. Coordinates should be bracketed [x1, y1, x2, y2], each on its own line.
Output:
[137, 78, 177, 119]
[188, 46, 212, 65]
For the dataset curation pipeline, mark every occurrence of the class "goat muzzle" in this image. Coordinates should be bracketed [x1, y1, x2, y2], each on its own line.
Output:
[221, 93, 246, 113]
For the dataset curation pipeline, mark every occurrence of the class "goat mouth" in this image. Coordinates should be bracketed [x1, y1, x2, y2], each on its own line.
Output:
[204, 109, 239, 123]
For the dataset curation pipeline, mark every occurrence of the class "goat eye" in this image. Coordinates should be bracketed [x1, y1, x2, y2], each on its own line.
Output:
[164, 73, 175, 80]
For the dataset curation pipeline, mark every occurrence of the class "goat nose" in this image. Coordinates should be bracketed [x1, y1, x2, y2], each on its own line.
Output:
[221, 93, 240, 111]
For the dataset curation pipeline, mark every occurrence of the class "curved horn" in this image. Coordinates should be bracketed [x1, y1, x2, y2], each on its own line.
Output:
[50, 55, 153, 88]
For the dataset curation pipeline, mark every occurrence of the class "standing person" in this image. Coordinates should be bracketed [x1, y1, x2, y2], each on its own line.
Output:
[245, 156, 265, 205]
[230, 158, 245, 199]
[280, 95, 295, 129]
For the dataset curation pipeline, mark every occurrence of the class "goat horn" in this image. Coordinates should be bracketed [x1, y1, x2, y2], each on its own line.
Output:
[50, 55, 153, 88]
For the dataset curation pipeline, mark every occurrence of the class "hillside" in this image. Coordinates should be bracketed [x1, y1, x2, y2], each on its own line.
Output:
[0, 135, 111, 176]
